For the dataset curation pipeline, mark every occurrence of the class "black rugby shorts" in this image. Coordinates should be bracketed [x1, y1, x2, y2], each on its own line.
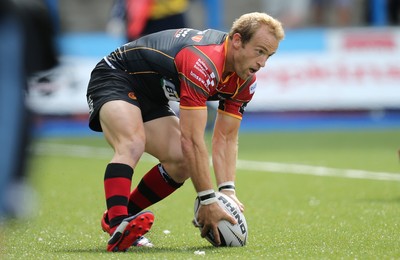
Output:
[86, 59, 176, 132]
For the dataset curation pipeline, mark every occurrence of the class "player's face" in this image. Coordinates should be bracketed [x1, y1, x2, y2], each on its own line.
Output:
[233, 25, 279, 80]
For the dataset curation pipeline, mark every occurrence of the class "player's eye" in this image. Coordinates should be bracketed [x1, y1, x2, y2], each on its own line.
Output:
[256, 49, 266, 56]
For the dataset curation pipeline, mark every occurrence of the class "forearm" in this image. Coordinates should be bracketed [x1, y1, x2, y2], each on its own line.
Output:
[180, 109, 214, 193]
[212, 112, 240, 186]
[181, 136, 213, 192]
[212, 133, 238, 185]
[212, 120, 244, 211]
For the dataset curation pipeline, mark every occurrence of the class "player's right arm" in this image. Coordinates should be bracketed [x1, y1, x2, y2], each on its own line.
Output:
[179, 108, 210, 191]
[179, 108, 235, 245]
[176, 47, 236, 245]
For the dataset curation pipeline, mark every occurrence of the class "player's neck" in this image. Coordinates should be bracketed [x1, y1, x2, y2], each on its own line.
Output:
[223, 42, 235, 79]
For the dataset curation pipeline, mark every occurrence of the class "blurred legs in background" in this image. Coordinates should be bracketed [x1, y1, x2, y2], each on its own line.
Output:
[0, 10, 29, 219]
[0, 0, 57, 221]
[310, 0, 352, 26]
[107, 0, 188, 41]
[261, 0, 310, 28]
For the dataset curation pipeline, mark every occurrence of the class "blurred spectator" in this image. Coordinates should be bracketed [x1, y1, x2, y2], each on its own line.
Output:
[43, 0, 60, 34]
[107, 0, 188, 41]
[0, 0, 57, 220]
[387, 0, 399, 24]
[310, 0, 353, 26]
[364, 0, 398, 26]
[262, 0, 310, 28]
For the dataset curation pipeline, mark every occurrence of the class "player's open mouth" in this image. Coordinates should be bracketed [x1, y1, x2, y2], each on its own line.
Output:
[249, 68, 257, 74]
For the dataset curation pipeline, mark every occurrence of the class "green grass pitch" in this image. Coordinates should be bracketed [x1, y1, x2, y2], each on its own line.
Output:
[1, 130, 400, 259]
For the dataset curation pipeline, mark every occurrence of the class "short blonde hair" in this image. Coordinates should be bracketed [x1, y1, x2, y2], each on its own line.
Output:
[229, 12, 285, 44]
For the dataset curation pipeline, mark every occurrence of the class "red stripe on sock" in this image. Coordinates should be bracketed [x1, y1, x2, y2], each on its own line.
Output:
[104, 177, 132, 199]
[144, 165, 177, 197]
[129, 190, 152, 209]
[103, 163, 133, 227]
[129, 164, 180, 213]
[108, 205, 127, 222]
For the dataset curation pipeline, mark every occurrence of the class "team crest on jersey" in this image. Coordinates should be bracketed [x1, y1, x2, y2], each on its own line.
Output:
[191, 35, 203, 42]
[128, 92, 137, 100]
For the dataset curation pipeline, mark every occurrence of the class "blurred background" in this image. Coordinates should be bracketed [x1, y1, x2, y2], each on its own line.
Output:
[1, 1, 399, 251]
[28, 0, 400, 135]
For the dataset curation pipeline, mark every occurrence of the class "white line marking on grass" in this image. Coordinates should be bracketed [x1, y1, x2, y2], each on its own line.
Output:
[34, 143, 400, 182]
[33, 143, 158, 161]
[34, 143, 112, 158]
[236, 160, 400, 182]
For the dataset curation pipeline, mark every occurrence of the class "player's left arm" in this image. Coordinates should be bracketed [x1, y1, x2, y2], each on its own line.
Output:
[212, 76, 256, 212]
[212, 111, 245, 212]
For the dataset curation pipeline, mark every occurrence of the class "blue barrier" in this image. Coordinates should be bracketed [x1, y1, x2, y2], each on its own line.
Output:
[56, 28, 328, 58]
[57, 33, 125, 58]
[370, 0, 388, 26]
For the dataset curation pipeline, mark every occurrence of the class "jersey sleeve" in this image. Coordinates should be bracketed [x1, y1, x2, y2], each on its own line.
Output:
[175, 46, 217, 110]
[218, 77, 257, 120]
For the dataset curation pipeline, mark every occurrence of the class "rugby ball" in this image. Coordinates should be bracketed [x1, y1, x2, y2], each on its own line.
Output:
[194, 192, 248, 247]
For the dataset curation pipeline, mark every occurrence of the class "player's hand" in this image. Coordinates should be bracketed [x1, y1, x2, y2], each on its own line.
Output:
[220, 190, 245, 212]
[196, 202, 236, 246]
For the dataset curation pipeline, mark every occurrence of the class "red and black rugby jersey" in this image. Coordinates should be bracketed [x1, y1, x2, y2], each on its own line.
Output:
[105, 28, 257, 119]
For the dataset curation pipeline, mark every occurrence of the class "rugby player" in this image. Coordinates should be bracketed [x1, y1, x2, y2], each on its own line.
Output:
[86, 12, 284, 252]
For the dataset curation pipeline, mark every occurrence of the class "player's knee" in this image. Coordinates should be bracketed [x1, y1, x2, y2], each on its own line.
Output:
[175, 159, 190, 180]
[163, 158, 190, 183]
[115, 136, 146, 163]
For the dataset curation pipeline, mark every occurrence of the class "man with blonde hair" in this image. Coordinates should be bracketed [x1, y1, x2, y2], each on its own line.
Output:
[87, 12, 284, 252]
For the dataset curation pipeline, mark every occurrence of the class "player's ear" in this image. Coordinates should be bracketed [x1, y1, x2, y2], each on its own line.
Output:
[232, 33, 242, 49]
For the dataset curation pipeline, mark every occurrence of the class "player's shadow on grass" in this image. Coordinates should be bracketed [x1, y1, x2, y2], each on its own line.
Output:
[133, 245, 217, 254]
[57, 245, 215, 254]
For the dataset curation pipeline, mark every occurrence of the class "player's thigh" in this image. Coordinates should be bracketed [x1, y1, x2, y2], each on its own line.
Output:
[144, 116, 188, 180]
[144, 115, 182, 161]
[99, 100, 145, 166]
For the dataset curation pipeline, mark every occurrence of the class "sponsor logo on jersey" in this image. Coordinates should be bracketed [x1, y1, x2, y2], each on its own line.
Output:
[175, 28, 192, 38]
[249, 81, 257, 94]
[205, 73, 215, 88]
[161, 78, 180, 101]
[217, 94, 226, 100]
[191, 58, 215, 91]
[87, 95, 94, 115]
